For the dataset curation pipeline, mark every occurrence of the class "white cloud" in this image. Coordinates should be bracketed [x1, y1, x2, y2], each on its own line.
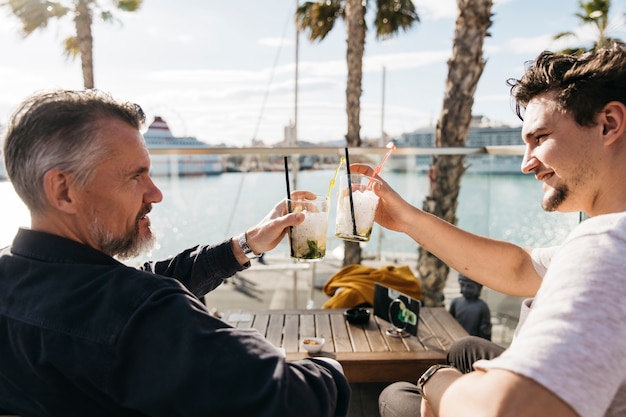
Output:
[507, 35, 556, 54]
[364, 50, 450, 72]
[258, 37, 294, 48]
[145, 69, 269, 84]
[176, 34, 194, 44]
[145, 25, 159, 37]
[414, 0, 456, 20]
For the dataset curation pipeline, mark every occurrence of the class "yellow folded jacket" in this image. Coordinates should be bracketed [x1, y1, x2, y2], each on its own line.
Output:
[322, 264, 422, 309]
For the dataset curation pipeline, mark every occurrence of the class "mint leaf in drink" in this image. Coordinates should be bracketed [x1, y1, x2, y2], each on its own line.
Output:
[304, 240, 325, 259]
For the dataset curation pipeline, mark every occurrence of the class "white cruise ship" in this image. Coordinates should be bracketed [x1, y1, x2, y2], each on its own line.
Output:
[143, 116, 223, 176]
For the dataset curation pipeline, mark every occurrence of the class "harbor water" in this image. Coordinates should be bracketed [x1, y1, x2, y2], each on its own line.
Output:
[1, 169, 579, 261]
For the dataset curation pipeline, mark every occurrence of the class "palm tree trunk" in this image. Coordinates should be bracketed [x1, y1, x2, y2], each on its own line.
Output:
[75, 0, 95, 89]
[343, 0, 366, 265]
[344, 0, 364, 148]
[417, 0, 493, 306]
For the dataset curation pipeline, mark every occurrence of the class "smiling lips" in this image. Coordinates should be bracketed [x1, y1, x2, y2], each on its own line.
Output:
[535, 167, 554, 182]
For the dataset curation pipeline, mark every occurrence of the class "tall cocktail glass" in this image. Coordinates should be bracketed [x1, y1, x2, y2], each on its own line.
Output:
[287, 195, 329, 262]
[335, 173, 381, 242]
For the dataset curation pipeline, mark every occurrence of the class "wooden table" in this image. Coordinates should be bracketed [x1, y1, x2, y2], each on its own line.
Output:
[225, 307, 468, 383]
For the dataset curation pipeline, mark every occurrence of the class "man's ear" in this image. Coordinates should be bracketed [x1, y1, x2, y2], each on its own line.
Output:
[600, 101, 626, 146]
[42, 169, 77, 214]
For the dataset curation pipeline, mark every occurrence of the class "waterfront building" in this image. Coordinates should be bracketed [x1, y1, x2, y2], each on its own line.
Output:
[391, 115, 524, 174]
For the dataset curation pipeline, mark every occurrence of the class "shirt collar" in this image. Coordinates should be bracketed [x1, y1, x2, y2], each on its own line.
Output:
[10, 228, 120, 266]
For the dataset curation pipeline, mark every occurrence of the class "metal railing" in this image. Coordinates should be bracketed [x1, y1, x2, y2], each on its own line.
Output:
[147, 144, 526, 157]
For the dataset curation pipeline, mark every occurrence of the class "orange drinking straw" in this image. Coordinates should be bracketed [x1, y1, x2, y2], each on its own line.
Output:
[368, 142, 396, 189]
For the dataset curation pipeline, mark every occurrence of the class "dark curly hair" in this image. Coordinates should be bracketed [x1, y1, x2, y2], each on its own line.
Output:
[508, 40, 626, 127]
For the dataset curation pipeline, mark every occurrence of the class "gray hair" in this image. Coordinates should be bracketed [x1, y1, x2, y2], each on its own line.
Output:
[2, 89, 145, 214]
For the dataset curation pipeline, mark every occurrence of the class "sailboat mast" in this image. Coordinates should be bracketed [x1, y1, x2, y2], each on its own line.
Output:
[294, 0, 299, 147]
[381, 65, 386, 146]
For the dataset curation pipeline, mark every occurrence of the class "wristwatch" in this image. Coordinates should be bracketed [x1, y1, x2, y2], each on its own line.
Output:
[416, 364, 455, 396]
[237, 232, 262, 260]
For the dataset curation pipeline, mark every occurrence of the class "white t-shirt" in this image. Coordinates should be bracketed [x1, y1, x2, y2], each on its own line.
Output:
[475, 212, 626, 417]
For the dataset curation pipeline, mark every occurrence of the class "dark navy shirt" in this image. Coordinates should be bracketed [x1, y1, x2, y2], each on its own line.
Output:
[0, 228, 349, 417]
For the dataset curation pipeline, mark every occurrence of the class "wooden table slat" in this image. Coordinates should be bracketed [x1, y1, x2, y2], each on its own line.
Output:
[266, 314, 285, 347]
[419, 307, 467, 351]
[361, 317, 391, 352]
[372, 316, 409, 352]
[298, 314, 315, 353]
[345, 322, 370, 352]
[330, 313, 353, 353]
[252, 312, 269, 334]
[283, 314, 300, 352]
[314, 313, 334, 353]
[410, 309, 443, 351]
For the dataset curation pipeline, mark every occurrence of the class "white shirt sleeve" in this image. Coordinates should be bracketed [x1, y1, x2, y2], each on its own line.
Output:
[530, 245, 559, 277]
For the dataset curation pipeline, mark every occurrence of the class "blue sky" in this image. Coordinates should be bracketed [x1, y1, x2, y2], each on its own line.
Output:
[0, 0, 625, 147]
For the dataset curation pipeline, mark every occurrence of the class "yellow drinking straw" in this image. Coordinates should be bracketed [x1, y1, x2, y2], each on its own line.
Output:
[327, 157, 345, 200]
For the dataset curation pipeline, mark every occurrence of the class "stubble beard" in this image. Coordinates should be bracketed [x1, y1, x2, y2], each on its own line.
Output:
[542, 160, 592, 213]
[542, 184, 569, 212]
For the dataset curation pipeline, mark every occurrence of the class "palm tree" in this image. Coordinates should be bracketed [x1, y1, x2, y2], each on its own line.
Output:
[554, 0, 621, 55]
[297, 0, 418, 148]
[3, 0, 143, 89]
[296, 0, 419, 265]
[417, 0, 493, 307]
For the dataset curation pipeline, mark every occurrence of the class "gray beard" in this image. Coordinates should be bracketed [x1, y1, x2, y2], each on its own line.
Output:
[88, 215, 155, 260]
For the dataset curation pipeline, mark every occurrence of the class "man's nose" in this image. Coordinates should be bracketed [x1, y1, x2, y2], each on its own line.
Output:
[146, 177, 163, 204]
[521, 147, 538, 174]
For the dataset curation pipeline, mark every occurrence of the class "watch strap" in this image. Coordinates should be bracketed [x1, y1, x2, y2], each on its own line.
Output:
[416, 364, 455, 396]
[237, 232, 261, 260]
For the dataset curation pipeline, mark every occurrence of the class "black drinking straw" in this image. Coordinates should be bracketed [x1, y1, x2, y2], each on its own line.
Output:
[344, 147, 358, 236]
[284, 156, 292, 212]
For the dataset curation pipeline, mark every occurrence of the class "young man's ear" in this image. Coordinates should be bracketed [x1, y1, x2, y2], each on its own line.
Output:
[600, 101, 626, 145]
[42, 169, 77, 214]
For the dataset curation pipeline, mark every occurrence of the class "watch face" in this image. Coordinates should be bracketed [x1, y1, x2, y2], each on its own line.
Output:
[239, 233, 258, 259]
[244, 247, 257, 259]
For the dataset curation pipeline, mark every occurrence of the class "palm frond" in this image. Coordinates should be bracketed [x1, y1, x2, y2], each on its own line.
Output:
[6, 0, 69, 35]
[63, 35, 79, 60]
[296, 0, 343, 42]
[374, 0, 419, 40]
[554, 31, 576, 40]
[553, 0, 622, 53]
[559, 46, 589, 56]
[116, 0, 142, 12]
